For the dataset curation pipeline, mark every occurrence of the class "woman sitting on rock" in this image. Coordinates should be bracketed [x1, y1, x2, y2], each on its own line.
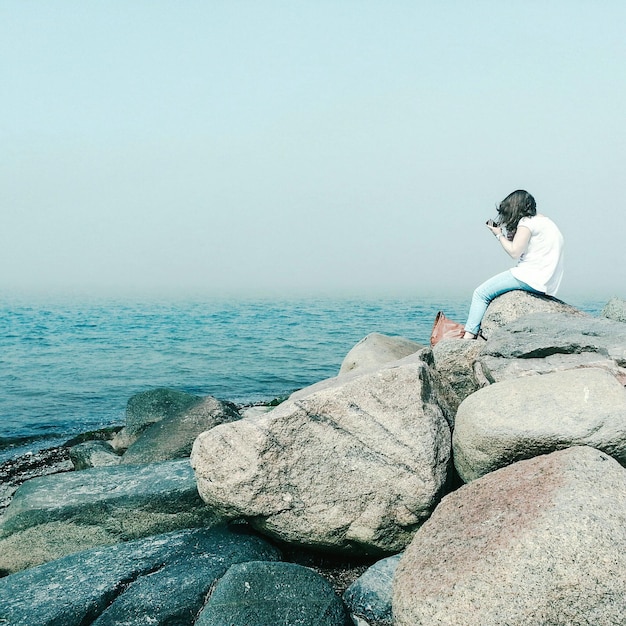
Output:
[463, 189, 564, 339]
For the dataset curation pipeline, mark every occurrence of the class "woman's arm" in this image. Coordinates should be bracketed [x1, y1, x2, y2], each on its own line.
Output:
[487, 224, 531, 259]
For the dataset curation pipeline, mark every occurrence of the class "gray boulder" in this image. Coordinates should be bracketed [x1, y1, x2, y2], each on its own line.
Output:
[393, 446, 626, 626]
[479, 290, 583, 339]
[196, 560, 351, 626]
[452, 367, 626, 482]
[601, 296, 626, 322]
[478, 351, 626, 384]
[0, 526, 281, 626]
[121, 395, 241, 464]
[111, 388, 202, 450]
[343, 554, 401, 626]
[482, 311, 626, 363]
[69, 440, 121, 470]
[191, 356, 451, 554]
[0, 459, 223, 573]
[478, 311, 626, 385]
[431, 339, 486, 416]
[338, 333, 423, 376]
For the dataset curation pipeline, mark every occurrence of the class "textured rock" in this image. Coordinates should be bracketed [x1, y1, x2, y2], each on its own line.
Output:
[196, 560, 351, 626]
[431, 339, 485, 414]
[0, 526, 281, 626]
[70, 440, 121, 470]
[192, 357, 451, 554]
[477, 311, 626, 386]
[452, 368, 626, 482]
[601, 296, 626, 322]
[338, 332, 423, 376]
[343, 554, 400, 626]
[393, 447, 626, 626]
[0, 459, 223, 573]
[481, 311, 626, 364]
[111, 388, 202, 450]
[121, 395, 240, 464]
[478, 351, 626, 384]
[479, 290, 583, 339]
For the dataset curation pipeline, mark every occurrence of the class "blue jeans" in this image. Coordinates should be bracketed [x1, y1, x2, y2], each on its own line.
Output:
[464, 270, 543, 335]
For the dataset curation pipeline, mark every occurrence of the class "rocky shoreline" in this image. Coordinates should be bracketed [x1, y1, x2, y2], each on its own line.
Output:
[1, 293, 625, 625]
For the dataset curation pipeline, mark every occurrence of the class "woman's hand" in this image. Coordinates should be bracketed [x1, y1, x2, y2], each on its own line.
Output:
[486, 223, 502, 238]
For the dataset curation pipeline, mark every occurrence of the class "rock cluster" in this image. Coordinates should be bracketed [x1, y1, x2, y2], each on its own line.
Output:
[0, 292, 625, 625]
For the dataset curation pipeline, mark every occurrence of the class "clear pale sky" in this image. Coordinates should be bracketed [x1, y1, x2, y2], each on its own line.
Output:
[2, 2, 624, 301]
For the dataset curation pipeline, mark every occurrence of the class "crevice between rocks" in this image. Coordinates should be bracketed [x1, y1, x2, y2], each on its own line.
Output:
[77, 561, 166, 626]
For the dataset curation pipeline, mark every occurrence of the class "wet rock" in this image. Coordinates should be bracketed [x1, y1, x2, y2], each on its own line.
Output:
[196, 560, 351, 626]
[120, 395, 240, 464]
[0, 525, 281, 626]
[111, 388, 202, 450]
[343, 554, 400, 626]
[69, 440, 121, 470]
[0, 459, 224, 573]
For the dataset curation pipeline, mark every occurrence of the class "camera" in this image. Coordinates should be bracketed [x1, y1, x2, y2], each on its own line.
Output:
[486, 219, 499, 227]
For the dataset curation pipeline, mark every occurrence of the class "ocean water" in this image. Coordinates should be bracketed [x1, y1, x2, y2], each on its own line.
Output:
[0, 295, 605, 463]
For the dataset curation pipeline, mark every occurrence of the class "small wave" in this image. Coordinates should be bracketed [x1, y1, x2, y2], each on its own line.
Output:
[0, 432, 64, 452]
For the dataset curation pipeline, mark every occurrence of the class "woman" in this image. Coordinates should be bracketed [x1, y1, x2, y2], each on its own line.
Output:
[463, 189, 564, 339]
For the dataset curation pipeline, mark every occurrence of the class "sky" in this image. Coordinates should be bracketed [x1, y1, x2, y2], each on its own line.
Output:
[2, 1, 625, 302]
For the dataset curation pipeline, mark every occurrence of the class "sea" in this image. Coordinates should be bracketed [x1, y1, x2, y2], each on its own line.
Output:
[0, 295, 606, 464]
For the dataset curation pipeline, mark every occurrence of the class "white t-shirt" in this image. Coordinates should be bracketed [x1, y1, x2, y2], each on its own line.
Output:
[510, 215, 564, 296]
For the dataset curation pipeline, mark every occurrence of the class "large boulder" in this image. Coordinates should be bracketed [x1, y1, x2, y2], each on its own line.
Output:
[0, 459, 223, 573]
[601, 296, 626, 322]
[478, 351, 626, 385]
[452, 367, 626, 482]
[196, 560, 351, 626]
[121, 395, 241, 464]
[479, 290, 583, 339]
[191, 356, 451, 554]
[478, 311, 626, 384]
[0, 526, 281, 626]
[111, 388, 202, 450]
[338, 333, 423, 376]
[393, 446, 626, 626]
[343, 554, 400, 626]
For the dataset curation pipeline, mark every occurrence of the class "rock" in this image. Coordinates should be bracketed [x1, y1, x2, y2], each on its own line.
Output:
[480, 290, 583, 339]
[431, 339, 486, 415]
[482, 311, 626, 363]
[191, 356, 451, 554]
[601, 296, 626, 322]
[111, 388, 202, 450]
[479, 351, 626, 384]
[0, 525, 281, 626]
[343, 554, 400, 626]
[478, 311, 626, 385]
[0, 459, 223, 573]
[393, 446, 626, 626]
[0, 446, 72, 515]
[69, 440, 121, 470]
[452, 368, 626, 482]
[196, 560, 351, 626]
[121, 395, 241, 464]
[338, 333, 423, 376]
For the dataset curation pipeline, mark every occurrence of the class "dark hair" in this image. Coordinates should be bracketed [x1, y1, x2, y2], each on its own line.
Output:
[497, 190, 536, 235]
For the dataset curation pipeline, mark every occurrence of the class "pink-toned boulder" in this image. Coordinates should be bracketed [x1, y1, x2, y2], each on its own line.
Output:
[393, 446, 626, 626]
